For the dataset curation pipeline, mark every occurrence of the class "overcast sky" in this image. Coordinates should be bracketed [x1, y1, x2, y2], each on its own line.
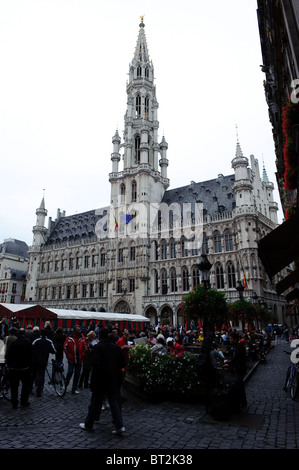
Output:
[0, 0, 282, 246]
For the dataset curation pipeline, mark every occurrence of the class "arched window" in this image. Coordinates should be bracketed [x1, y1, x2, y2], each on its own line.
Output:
[181, 236, 188, 257]
[191, 235, 199, 256]
[145, 67, 149, 78]
[144, 96, 149, 117]
[154, 269, 159, 293]
[120, 183, 126, 203]
[224, 229, 233, 251]
[137, 66, 142, 78]
[182, 267, 189, 291]
[153, 240, 159, 260]
[135, 95, 141, 117]
[161, 269, 168, 295]
[192, 266, 200, 288]
[170, 268, 177, 292]
[134, 135, 141, 163]
[213, 230, 222, 253]
[216, 264, 224, 289]
[227, 262, 236, 288]
[170, 238, 176, 258]
[132, 180, 137, 202]
[161, 239, 167, 260]
[202, 232, 209, 254]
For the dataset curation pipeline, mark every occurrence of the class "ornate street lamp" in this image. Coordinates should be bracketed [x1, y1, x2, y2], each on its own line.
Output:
[198, 254, 212, 290]
[235, 280, 245, 299]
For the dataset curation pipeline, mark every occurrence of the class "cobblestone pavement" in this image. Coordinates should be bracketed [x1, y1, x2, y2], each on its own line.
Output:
[0, 340, 298, 453]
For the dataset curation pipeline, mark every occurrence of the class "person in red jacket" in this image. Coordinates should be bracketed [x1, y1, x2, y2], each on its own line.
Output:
[64, 326, 88, 394]
[167, 337, 183, 356]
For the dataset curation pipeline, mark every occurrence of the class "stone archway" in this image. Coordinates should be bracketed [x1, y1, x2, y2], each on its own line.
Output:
[114, 300, 131, 314]
[144, 306, 158, 325]
[160, 305, 174, 325]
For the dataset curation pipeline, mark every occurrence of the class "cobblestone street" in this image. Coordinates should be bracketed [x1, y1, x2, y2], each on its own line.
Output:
[0, 340, 298, 455]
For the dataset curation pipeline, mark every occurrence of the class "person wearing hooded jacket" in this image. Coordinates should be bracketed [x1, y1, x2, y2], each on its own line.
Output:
[64, 326, 88, 394]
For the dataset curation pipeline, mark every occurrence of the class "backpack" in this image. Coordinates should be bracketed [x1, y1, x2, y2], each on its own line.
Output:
[196, 352, 211, 380]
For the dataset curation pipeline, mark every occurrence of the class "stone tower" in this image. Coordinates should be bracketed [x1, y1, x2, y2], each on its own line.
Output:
[109, 18, 169, 217]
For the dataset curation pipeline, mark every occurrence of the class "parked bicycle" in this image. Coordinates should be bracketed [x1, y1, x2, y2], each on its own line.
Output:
[45, 359, 66, 398]
[0, 362, 11, 401]
[284, 340, 299, 400]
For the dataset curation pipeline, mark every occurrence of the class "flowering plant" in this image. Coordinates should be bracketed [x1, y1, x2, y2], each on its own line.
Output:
[127, 345, 199, 396]
[229, 299, 272, 327]
[282, 100, 299, 191]
[178, 284, 229, 331]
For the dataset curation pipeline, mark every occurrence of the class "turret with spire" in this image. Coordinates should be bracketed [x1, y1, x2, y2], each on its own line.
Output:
[32, 194, 48, 247]
[231, 136, 253, 207]
[109, 17, 169, 210]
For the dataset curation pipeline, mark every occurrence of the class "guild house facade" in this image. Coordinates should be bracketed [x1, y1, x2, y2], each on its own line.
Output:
[25, 19, 288, 326]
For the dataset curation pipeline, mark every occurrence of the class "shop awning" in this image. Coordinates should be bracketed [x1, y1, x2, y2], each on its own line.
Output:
[0, 303, 57, 320]
[286, 288, 299, 302]
[258, 211, 299, 279]
[276, 268, 299, 295]
[0, 303, 150, 323]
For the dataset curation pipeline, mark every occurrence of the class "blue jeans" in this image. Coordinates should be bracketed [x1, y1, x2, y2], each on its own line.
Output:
[84, 388, 124, 430]
[65, 363, 82, 392]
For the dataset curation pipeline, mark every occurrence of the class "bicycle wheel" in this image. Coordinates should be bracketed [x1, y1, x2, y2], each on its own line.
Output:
[53, 370, 66, 397]
[284, 366, 291, 391]
[290, 368, 298, 400]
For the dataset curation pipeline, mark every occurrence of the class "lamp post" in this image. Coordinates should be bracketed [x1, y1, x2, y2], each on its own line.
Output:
[198, 254, 212, 290]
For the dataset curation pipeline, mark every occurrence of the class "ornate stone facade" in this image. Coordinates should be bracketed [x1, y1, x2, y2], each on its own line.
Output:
[25, 20, 288, 326]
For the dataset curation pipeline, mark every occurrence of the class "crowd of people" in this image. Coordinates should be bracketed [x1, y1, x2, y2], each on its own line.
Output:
[0, 316, 295, 432]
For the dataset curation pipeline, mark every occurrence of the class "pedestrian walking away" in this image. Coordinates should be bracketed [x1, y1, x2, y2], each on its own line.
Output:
[31, 329, 56, 397]
[79, 330, 98, 389]
[227, 332, 248, 409]
[6, 328, 33, 409]
[52, 327, 66, 363]
[80, 327, 125, 435]
[64, 326, 87, 394]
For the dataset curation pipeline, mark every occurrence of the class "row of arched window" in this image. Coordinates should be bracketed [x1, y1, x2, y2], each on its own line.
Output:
[120, 181, 137, 203]
[135, 94, 150, 118]
[152, 230, 234, 260]
[151, 261, 237, 294]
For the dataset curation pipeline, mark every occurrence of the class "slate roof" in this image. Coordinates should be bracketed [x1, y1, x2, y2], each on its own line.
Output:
[43, 175, 235, 245]
[162, 174, 236, 217]
[45, 208, 108, 246]
[0, 239, 29, 259]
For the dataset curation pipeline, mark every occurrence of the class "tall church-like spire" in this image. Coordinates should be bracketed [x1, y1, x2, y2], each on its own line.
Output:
[109, 18, 169, 210]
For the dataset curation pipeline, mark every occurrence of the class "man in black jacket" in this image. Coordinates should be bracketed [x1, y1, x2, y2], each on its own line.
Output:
[229, 332, 247, 408]
[80, 328, 125, 434]
[6, 328, 33, 409]
[32, 328, 56, 397]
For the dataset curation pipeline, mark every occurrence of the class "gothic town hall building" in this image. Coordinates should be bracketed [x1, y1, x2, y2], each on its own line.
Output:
[25, 20, 287, 326]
